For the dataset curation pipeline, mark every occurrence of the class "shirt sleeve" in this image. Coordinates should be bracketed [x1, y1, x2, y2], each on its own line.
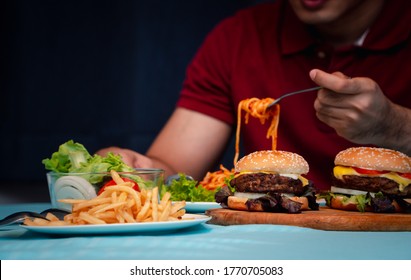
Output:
[176, 16, 239, 126]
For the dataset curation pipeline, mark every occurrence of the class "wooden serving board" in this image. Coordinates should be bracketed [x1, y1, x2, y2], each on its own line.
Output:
[205, 207, 411, 231]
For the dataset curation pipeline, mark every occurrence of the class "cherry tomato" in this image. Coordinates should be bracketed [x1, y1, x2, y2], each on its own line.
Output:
[97, 177, 140, 195]
[352, 167, 388, 175]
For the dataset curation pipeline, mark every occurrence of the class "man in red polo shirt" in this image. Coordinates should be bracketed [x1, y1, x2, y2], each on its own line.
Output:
[99, 0, 411, 190]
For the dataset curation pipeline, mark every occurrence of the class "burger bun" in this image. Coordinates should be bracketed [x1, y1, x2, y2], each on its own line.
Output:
[335, 147, 411, 173]
[235, 150, 309, 174]
[329, 194, 403, 213]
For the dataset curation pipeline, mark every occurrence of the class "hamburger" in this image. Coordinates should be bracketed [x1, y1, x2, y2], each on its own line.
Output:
[215, 150, 319, 213]
[323, 147, 411, 213]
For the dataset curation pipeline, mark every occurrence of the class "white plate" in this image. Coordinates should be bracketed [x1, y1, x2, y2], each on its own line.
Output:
[184, 202, 221, 213]
[21, 214, 210, 235]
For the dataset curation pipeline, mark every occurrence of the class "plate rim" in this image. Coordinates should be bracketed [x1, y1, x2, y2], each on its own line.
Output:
[185, 201, 219, 205]
[20, 214, 211, 234]
[183, 202, 221, 212]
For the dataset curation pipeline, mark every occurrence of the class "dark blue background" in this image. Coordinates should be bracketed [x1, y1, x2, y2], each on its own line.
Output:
[0, 0, 269, 202]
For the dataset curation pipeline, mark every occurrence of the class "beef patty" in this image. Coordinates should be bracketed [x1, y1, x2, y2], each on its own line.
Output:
[230, 173, 305, 195]
[332, 175, 411, 197]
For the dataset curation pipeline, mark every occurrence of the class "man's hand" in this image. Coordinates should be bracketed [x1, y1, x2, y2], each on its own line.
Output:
[310, 68, 393, 145]
[96, 147, 154, 169]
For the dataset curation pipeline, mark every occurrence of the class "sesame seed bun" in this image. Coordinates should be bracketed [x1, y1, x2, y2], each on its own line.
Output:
[235, 150, 309, 175]
[334, 147, 411, 173]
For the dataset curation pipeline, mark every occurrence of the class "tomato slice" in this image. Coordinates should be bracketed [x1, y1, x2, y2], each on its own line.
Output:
[352, 167, 388, 175]
[98, 177, 140, 195]
[399, 172, 411, 179]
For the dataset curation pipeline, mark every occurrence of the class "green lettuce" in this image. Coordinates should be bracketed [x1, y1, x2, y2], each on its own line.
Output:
[42, 140, 143, 185]
[319, 191, 371, 212]
[42, 140, 91, 173]
[161, 173, 219, 202]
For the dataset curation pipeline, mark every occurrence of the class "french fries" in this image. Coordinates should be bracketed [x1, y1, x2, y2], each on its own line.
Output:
[23, 212, 70, 226]
[24, 170, 186, 226]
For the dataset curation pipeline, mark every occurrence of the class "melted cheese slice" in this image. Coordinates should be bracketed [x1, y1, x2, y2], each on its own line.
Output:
[333, 166, 411, 192]
[235, 171, 309, 186]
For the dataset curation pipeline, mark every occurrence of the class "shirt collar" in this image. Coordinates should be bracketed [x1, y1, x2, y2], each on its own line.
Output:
[362, 0, 410, 50]
[280, 0, 410, 54]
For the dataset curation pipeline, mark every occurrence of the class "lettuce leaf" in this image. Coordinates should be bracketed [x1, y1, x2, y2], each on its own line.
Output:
[42, 140, 141, 185]
[161, 173, 218, 202]
[319, 191, 371, 212]
[42, 140, 91, 173]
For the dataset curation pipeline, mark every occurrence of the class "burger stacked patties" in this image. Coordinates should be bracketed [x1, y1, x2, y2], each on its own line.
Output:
[215, 150, 319, 213]
[324, 147, 411, 213]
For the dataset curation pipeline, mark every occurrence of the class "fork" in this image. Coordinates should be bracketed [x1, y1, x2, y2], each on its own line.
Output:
[0, 208, 70, 227]
[267, 86, 322, 109]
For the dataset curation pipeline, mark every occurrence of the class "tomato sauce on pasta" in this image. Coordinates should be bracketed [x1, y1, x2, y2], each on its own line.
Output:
[234, 98, 280, 165]
[199, 98, 279, 190]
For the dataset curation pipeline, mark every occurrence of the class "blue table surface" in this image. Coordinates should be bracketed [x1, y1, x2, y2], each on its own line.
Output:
[1, 203, 410, 260]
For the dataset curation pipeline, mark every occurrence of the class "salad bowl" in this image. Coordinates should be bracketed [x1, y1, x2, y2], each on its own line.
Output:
[47, 168, 164, 211]
[42, 140, 165, 211]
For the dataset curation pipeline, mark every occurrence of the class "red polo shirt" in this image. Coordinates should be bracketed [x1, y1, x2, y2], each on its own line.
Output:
[177, 0, 411, 190]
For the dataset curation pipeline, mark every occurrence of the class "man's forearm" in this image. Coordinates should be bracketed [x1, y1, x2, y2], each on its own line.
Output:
[375, 103, 411, 156]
